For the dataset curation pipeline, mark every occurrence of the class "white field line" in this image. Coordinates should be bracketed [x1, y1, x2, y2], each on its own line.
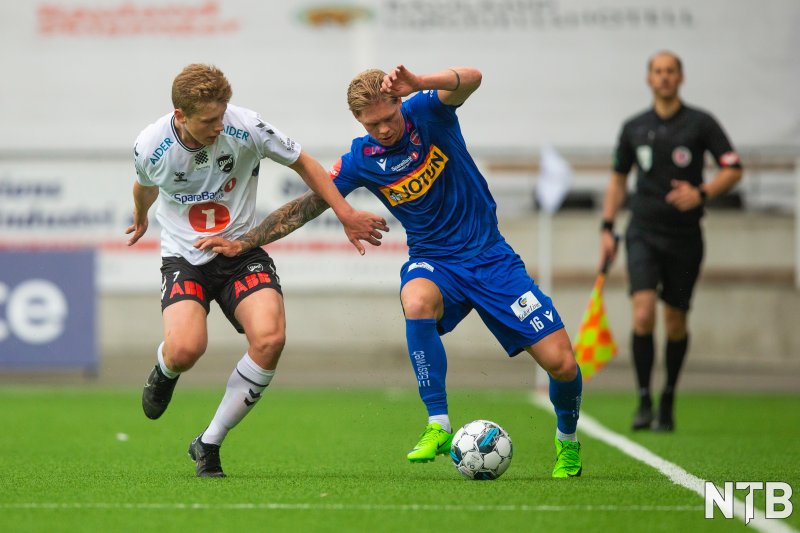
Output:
[0, 502, 699, 512]
[530, 392, 797, 533]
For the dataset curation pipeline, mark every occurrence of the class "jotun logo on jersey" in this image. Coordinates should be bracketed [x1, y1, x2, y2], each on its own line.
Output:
[379, 145, 448, 206]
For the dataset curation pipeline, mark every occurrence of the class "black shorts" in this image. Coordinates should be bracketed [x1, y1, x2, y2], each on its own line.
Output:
[625, 224, 704, 311]
[160, 248, 282, 333]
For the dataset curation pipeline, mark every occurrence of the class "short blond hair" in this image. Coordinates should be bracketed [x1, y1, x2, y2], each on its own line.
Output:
[347, 69, 398, 116]
[171, 64, 232, 116]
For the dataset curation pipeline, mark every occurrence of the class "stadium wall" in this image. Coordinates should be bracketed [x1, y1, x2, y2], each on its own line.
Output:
[1, 0, 799, 383]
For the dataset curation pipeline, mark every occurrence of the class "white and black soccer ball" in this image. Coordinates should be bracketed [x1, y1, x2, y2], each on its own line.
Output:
[450, 419, 513, 480]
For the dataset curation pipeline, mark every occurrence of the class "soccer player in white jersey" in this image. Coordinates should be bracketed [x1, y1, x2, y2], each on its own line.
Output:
[126, 64, 387, 477]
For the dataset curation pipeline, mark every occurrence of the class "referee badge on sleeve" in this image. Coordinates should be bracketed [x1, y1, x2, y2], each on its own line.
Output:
[636, 146, 653, 172]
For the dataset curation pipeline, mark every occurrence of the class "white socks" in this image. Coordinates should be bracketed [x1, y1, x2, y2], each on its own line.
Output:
[157, 342, 180, 379]
[429, 415, 452, 433]
[202, 353, 275, 445]
[557, 429, 578, 442]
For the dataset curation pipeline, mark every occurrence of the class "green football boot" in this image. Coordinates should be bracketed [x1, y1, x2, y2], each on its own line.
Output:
[552, 436, 582, 478]
[407, 423, 453, 463]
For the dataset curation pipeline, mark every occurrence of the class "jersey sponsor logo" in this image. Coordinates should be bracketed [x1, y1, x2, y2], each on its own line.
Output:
[407, 261, 434, 273]
[391, 151, 420, 172]
[510, 290, 542, 321]
[363, 145, 385, 156]
[194, 150, 210, 170]
[216, 153, 235, 173]
[636, 145, 652, 172]
[149, 137, 174, 165]
[223, 125, 250, 141]
[280, 137, 297, 152]
[380, 145, 448, 206]
[223, 177, 237, 192]
[672, 146, 692, 167]
[720, 151, 741, 167]
[172, 189, 225, 204]
[410, 130, 421, 145]
[188, 201, 230, 232]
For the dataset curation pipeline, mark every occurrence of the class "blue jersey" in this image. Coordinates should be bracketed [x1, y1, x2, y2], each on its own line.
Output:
[331, 90, 503, 260]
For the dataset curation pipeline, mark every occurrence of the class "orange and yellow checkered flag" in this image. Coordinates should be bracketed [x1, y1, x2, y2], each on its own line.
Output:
[574, 269, 618, 380]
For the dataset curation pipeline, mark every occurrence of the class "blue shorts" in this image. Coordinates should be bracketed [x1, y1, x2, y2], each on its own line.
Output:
[400, 240, 564, 356]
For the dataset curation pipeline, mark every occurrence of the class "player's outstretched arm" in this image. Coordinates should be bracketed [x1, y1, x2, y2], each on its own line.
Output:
[125, 182, 159, 246]
[195, 190, 386, 257]
[289, 151, 388, 255]
[381, 64, 482, 107]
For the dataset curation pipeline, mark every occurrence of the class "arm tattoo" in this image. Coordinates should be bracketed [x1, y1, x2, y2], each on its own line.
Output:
[237, 191, 330, 252]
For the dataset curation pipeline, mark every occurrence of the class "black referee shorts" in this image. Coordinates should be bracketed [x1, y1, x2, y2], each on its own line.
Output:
[625, 224, 704, 311]
[160, 248, 282, 333]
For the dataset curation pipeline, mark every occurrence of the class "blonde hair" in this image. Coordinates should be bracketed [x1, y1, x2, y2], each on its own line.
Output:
[171, 64, 232, 116]
[347, 69, 398, 116]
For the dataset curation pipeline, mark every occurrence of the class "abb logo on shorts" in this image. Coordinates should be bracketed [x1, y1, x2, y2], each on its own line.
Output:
[234, 273, 272, 298]
[168, 280, 205, 301]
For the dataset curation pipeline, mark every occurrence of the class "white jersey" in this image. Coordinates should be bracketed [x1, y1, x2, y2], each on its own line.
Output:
[133, 104, 301, 265]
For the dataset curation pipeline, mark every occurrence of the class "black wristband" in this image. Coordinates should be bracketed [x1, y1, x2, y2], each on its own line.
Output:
[601, 220, 614, 233]
[698, 187, 708, 204]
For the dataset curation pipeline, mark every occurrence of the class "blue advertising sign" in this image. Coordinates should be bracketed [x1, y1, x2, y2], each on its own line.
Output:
[0, 250, 96, 370]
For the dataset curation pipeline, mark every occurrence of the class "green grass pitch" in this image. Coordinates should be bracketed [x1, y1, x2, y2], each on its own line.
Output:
[0, 387, 797, 532]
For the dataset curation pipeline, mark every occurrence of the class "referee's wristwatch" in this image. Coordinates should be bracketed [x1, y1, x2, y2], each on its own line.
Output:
[601, 219, 614, 233]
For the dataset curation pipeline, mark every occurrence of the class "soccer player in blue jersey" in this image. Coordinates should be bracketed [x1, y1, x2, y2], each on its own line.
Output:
[196, 64, 583, 477]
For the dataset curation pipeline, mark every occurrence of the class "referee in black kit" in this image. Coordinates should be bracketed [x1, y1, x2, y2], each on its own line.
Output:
[598, 51, 743, 432]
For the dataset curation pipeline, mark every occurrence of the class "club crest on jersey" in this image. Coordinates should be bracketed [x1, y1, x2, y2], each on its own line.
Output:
[510, 290, 541, 321]
[247, 263, 264, 273]
[410, 130, 421, 145]
[379, 145, 448, 206]
[217, 153, 235, 173]
[672, 146, 692, 167]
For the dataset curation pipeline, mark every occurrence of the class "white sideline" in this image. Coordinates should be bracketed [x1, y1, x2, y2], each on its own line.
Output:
[0, 502, 700, 512]
[530, 392, 798, 533]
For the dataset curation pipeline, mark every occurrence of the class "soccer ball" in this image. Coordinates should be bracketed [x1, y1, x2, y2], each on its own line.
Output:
[450, 420, 513, 480]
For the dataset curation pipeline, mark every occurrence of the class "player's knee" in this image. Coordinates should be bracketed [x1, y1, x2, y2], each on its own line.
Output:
[249, 330, 286, 362]
[401, 294, 438, 319]
[549, 352, 578, 381]
[164, 339, 206, 372]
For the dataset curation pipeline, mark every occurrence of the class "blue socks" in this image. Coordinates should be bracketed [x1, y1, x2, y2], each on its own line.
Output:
[549, 364, 583, 435]
[405, 318, 448, 417]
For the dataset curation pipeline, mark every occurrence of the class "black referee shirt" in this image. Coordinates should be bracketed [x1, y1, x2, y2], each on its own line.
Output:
[613, 104, 741, 232]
